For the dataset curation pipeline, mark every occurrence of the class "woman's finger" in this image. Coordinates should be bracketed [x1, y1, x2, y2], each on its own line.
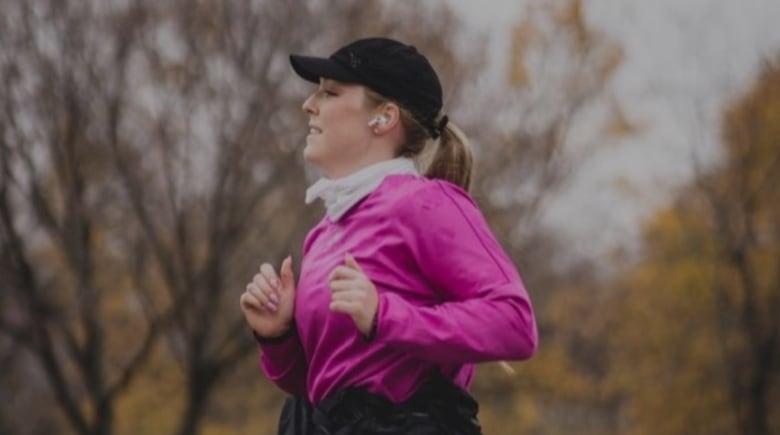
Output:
[260, 263, 281, 290]
[329, 265, 362, 282]
[330, 288, 372, 307]
[344, 253, 363, 272]
[240, 291, 265, 312]
[280, 256, 295, 292]
[247, 282, 278, 312]
[329, 298, 360, 315]
[252, 273, 280, 305]
[328, 278, 363, 293]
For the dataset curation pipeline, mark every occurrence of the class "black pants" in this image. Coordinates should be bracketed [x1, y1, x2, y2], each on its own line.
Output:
[277, 376, 483, 435]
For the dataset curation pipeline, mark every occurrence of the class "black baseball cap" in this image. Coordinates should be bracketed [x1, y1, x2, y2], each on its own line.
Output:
[289, 37, 444, 136]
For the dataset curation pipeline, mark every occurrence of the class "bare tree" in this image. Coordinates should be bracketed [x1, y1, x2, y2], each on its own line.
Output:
[0, 3, 166, 435]
[473, 0, 624, 249]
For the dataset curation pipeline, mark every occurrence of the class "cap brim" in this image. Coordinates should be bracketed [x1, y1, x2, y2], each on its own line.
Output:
[289, 54, 359, 84]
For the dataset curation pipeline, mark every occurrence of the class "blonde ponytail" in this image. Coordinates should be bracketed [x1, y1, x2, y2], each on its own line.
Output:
[424, 121, 473, 192]
[363, 89, 474, 191]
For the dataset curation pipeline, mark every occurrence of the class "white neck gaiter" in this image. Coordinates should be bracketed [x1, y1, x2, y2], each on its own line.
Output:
[305, 158, 418, 221]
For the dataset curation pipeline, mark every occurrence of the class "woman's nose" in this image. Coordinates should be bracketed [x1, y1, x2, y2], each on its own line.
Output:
[302, 93, 317, 114]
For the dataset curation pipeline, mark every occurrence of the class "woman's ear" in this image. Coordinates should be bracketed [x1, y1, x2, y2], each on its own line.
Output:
[370, 103, 401, 134]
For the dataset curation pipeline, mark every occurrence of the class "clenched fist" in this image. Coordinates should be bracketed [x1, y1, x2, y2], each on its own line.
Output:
[328, 253, 378, 336]
[240, 256, 296, 339]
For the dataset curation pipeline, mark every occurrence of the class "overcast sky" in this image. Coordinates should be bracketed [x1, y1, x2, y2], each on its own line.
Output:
[442, 0, 780, 261]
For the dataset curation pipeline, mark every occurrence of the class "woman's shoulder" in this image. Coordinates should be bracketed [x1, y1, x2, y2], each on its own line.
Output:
[377, 174, 479, 220]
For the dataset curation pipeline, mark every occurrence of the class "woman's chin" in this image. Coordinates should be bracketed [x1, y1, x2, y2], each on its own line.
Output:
[302, 144, 323, 166]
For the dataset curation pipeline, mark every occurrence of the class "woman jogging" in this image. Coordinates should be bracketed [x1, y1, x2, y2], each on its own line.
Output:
[240, 37, 538, 435]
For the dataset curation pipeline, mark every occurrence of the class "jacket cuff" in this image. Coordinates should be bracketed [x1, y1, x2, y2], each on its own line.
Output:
[253, 323, 297, 345]
[362, 311, 379, 342]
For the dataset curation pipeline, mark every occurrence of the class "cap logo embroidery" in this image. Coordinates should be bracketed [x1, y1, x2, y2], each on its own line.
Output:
[349, 52, 361, 69]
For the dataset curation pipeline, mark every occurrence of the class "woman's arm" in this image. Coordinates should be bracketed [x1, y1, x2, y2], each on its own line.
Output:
[242, 255, 309, 396]
[375, 181, 538, 364]
[257, 329, 309, 395]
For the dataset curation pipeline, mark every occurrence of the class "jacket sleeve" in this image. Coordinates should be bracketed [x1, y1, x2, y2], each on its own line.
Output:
[257, 225, 326, 396]
[258, 326, 308, 396]
[374, 181, 538, 364]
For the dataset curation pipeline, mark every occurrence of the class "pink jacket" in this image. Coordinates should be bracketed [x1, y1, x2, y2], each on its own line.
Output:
[259, 174, 538, 405]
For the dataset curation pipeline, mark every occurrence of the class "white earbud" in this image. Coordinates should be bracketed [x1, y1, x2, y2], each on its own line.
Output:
[368, 115, 389, 127]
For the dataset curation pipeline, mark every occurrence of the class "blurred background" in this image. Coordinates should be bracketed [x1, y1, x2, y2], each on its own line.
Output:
[1, 0, 778, 434]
